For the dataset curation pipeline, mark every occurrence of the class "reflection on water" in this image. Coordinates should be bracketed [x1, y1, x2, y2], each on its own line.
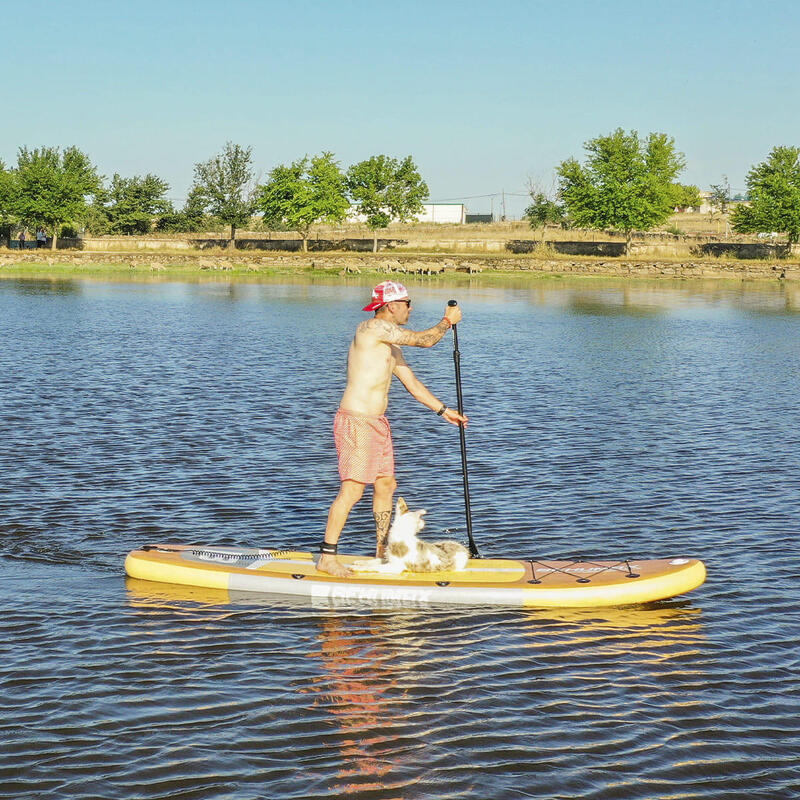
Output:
[123, 580, 711, 799]
[2, 276, 800, 799]
[519, 602, 705, 647]
[123, 578, 710, 798]
[305, 615, 415, 798]
[4, 277, 83, 296]
[2, 271, 800, 314]
[125, 576, 233, 607]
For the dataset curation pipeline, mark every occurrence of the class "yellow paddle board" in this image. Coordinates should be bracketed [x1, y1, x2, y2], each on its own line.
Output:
[124, 545, 706, 607]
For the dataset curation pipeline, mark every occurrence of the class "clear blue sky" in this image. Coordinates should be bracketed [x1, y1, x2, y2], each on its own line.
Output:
[3, 0, 798, 217]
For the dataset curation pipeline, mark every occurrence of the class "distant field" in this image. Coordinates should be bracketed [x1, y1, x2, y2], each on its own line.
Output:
[149, 212, 751, 244]
[317, 213, 751, 241]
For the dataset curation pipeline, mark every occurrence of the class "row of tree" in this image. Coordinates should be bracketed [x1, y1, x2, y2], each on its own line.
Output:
[0, 143, 428, 251]
[3, 134, 799, 254]
[526, 129, 800, 254]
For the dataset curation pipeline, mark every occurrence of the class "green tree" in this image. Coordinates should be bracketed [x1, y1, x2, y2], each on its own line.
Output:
[190, 142, 256, 246]
[257, 152, 349, 252]
[84, 187, 111, 235]
[0, 161, 18, 248]
[709, 175, 731, 216]
[731, 146, 800, 245]
[104, 173, 171, 235]
[670, 183, 702, 211]
[557, 129, 686, 255]
[155, 188, 208, 233]
[346, 155, 428, 252]
[15, 146, 101, 250]
[524, 192, 564, 242]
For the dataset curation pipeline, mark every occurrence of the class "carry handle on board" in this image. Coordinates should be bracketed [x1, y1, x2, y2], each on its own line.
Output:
[448, 300, 479, 558]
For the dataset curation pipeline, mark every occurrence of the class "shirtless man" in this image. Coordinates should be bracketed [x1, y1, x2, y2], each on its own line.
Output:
[318, 281, 467, 577]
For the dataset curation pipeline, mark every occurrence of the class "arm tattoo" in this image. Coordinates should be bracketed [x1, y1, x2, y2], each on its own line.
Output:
[366, 319, 402, 341]
[391, 319, 451, 348]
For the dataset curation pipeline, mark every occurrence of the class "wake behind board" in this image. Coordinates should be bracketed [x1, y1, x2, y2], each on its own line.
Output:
[124, 545, 706, 608]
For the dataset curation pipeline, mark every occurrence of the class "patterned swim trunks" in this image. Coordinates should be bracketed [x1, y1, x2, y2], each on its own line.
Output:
[334, 408, 395, 484]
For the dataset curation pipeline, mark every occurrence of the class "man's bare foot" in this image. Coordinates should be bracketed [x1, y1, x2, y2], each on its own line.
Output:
[317, 553, 352, 578]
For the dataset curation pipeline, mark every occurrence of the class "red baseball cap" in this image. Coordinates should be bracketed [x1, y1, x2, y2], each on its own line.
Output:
[362, 281, 410, 311]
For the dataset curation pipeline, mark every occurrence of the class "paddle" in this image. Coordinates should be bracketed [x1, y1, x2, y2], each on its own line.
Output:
[448, 300, 480, 558]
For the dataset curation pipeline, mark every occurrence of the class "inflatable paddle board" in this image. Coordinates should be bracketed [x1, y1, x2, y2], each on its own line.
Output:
[124, 545, 706, 607]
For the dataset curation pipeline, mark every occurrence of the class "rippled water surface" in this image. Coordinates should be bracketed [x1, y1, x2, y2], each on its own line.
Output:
[2, 275, 799, 799]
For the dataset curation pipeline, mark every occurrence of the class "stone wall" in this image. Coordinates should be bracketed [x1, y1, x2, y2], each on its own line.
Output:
[233, 238, 408, 252]
[698, 242, 796, 259]
[50, 236, 800, 261]
[75, 236, 410, 252]
[509, 240, 628, 256]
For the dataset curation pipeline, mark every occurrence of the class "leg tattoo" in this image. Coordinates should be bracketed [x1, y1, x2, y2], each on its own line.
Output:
[374, 510, 391, 557]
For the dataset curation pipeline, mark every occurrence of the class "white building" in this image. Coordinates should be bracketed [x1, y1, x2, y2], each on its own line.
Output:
[348, 203, 466, 225]
[414, 203, 466, 224]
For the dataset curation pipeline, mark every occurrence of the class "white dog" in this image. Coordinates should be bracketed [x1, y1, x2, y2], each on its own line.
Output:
[352, 497, 470, 574]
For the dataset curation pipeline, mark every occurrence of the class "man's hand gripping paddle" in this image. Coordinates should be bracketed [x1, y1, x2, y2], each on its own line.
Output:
[448, 300, 480, 558]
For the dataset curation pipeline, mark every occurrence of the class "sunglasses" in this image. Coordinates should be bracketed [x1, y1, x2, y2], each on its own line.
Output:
[394, 299, 411, 307]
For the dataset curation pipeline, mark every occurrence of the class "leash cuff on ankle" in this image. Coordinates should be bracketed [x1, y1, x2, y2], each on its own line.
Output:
[320, 542, 338, 555]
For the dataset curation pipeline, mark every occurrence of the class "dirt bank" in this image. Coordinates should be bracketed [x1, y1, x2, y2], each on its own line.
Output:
[0, 249, 797, 281]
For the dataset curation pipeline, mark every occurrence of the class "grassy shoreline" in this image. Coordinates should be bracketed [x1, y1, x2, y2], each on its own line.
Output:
[3, 218, 800, 286]
[1, 256, 798, 289]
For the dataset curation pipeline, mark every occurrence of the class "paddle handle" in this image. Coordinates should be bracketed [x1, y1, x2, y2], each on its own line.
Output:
[448, 300, 479, 558]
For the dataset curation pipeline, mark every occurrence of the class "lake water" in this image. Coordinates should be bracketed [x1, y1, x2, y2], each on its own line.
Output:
[1, 274, 799, 799]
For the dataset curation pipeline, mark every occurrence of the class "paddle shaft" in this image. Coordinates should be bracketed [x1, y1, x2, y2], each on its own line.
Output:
[448, 300, 479, 558]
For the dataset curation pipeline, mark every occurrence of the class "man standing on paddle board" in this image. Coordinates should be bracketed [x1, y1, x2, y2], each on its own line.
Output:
[318, 281, 467, 577]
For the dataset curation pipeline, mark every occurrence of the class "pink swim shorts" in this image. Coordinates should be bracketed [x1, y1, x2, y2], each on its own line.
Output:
[334, 408, 395, 484]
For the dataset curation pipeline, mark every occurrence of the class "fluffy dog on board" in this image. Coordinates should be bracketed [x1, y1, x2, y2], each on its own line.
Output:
[352, 497, 470, 574]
